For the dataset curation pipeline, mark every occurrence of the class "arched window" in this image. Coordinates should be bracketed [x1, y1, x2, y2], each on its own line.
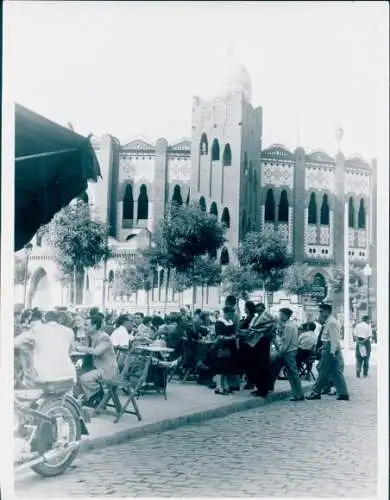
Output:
[199, 196, 206, 212]
[200, 133, 208, 155]
[137, 184, 149, 220]
[222, 144, 232, 166]
[264, 188, 276, 222]
[242, 210, 247, 232]
[320, 194, 330, 225]
[358, 199, 366, 229]
[211, 139, 220, 161]
[278, 190, 289, 222]
[308, 193, 317, 224]
[123, 184, 134, 220]
[126, 234, 136, 241]
[152, 269, 158, 288]
[172, 185, 183, 205]
[348, 197, 355, 228]
[221, 207, 230, 228]
[186, 189, 190, 205]
[36, 232, 43, 247]
[247, 217, 252, 232]
[220, 247, 230, 266]
[210, 202, 218, 217]
[108, 270, 114, 283]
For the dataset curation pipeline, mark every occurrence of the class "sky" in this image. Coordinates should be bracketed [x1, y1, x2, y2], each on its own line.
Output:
[4, 1, 389, 165]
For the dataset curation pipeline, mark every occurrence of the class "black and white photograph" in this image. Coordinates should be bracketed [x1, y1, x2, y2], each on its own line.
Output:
[1, 1, 388, 498]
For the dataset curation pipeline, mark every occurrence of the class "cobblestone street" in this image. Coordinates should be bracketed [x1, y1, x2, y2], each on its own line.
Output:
[16, 367, 377, 498]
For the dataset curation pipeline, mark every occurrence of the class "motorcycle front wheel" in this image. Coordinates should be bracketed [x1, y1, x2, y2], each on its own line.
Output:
[31, 397, 81, 477]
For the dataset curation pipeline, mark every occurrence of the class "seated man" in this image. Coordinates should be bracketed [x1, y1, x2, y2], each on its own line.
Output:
[75, 313, 118, 403]
[296, 322, 317, 370]
[14, 309, 76, 388]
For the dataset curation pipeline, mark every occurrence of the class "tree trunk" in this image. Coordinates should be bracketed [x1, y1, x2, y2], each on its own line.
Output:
[201, 284, 204, 309]
[73, 266, 77, 305]
[164, 267, 171, 316]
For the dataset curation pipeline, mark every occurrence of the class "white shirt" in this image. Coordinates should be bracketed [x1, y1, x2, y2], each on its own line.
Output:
[15, 321, 76, 383]
[298, 331, 317, 351]
[354, 322, 372, 340]
[110, 325, 132, 347]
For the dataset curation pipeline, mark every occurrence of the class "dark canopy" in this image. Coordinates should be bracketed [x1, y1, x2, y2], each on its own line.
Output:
[14, 104, 101, 251]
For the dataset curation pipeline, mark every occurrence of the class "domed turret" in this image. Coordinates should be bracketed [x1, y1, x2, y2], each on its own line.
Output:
[197, 49, 252, 103]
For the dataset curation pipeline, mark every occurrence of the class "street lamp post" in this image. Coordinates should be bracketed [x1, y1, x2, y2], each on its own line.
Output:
[23, 243, 33, 310]
[363, 263, 372, 318]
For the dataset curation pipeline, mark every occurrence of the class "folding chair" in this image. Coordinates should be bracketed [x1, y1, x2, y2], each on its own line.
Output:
[298, 351, 317, 381]
[94, 350, 151, 423]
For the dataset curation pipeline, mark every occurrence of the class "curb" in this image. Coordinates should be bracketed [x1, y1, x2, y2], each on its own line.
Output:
[79, 381, 315, 454]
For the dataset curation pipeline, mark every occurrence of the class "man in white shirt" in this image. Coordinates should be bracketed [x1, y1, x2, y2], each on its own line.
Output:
[110, 314, 134, 348]
[14, 309, 76, 384]
[354, 315, 372, 378]
[306, 312, 321, 340]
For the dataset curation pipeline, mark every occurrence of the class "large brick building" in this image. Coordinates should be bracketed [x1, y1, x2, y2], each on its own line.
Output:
[22, 53, 377, 317]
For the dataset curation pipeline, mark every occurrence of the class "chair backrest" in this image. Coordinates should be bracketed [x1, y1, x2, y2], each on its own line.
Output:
[119, 350, 151, 392]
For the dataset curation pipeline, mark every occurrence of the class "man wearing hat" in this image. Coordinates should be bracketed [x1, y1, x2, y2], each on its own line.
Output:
[271, 307, 305, 401]
[307, 303, 350, 401]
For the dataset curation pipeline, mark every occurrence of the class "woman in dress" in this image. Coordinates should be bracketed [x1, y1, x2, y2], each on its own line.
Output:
[213, 306, 238, 395]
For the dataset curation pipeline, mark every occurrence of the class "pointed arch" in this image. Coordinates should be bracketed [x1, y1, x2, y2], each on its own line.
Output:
[200, 133, 208, 155]
[108, 270, 115, 283]
[199, 196, 206, 212]
[123, 184, 134, 220]
[186, 189, 190, 205]
[348, 197, 355, 228]
[220, 247, 230, 266]
[320, 194, 330, 225]
[242, 210, 247, 233]
[137, 184, 149, 220]
[264, 188, 276, 222]
[308, 192, 317, 224]
[222, 144, 232, 166]
[211, 138, 220, 161]
[247, 217, 252, 232]
[172, 184, 183, 206]
[210, 202, 218, 217]
[278, 190, 289, 222]
[358, 198, 366, 229]
[86, 275, 90, 292]
[221, 207, 230, 228]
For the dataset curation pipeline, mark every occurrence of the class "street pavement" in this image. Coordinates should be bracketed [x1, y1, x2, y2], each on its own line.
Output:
[16, 366, 377, 498]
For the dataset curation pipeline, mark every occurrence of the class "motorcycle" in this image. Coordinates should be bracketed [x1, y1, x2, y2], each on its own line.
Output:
[14, 378, 89, 477]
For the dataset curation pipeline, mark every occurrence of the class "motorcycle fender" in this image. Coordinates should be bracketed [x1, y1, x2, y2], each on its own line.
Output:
[63, 394, 89, 436]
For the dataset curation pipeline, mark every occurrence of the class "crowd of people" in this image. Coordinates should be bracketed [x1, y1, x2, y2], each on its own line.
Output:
[15, 294, 374, 406]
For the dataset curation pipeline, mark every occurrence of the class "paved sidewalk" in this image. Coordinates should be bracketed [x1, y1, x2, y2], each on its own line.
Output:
[80, 377, 315, 453]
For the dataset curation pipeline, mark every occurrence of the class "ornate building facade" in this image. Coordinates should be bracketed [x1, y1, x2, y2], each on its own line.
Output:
[21, 54, 377, 317]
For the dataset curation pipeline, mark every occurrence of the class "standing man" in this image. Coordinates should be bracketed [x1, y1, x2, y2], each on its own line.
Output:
[354, 315, 372, 378]
[307, 303, 350, 401]
[271, 308, 305, 402]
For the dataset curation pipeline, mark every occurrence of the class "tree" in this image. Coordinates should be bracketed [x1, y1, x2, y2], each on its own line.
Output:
[47, 200, 110, 304]
[175, 255, 222, 308]
[283, 263, 313, 301]
[221, 264, 262, 301]
[143, 202, 226, 310]
[113, 254, 154, 314]
[238, 231, 292, 295]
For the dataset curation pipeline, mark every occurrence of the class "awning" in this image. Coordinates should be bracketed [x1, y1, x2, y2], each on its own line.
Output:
[14, 104, 101, 251]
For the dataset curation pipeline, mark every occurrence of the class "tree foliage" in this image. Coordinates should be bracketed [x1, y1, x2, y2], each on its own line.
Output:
[48, 200, 110, 279]
[176, 255, 222, 290]
[237, 232, 292, 292]
[14, 256, 30, 285]
[151, 202, 226, 272]
[329, 265, 362, 294]
[113, 254, 154, 295]
[283, 263, 313, 297]
[221, 264, 262, 300]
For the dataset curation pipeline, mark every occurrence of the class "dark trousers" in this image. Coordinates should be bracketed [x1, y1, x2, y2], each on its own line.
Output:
[270, 350, 304, 399]
[312, 343, 349, 397]
[356, 338, 371, 376]
[247, 337, 272, 397]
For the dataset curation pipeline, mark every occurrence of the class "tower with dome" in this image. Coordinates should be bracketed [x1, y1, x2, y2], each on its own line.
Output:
[20, 52, 377, 321]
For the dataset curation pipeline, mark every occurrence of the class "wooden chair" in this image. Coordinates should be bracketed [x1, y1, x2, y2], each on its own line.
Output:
[94, 350, 151, 423]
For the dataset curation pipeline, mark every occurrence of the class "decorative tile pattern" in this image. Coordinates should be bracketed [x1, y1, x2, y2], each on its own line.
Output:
[348, 228, 356, 247]
[259, 205, 265, 231]
[305, 245, 332, 259]
[288, 208, 293, 253]
[277, 222, 289, 242]
[264, 222, 275, 235]
[319, 226, 330, 245]
[357, 229, 367, 248]
[345, 171, 370, 197]
[329, 211, 334, 256]
[120, 157, 155, 184]
[261, 163, 294, 188]
[306, 224, 317, 244]
[168, 158, 191, 184]
[305, 166, 334, 192]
